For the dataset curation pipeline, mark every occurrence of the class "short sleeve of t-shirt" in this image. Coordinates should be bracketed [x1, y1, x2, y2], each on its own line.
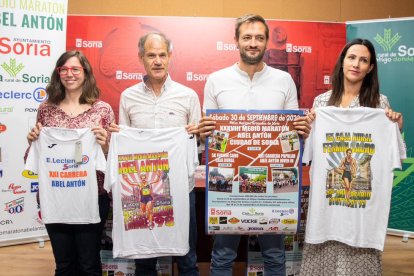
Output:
[25, 141, 40, 174]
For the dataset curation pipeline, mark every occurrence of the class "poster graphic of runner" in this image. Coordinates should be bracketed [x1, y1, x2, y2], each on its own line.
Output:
[279, 131, 300, 152]
[205, 110, 303, 235]
[208, 130, 229, 153]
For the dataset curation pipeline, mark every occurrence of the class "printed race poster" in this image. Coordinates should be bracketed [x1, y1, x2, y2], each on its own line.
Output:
[206, 110, 303, 235]
[118, 152, 173, 231]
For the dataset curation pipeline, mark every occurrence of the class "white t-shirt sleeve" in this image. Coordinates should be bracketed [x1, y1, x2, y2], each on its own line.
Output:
[302, 120, 315, 165]
[104, 132, 118, 192]
[188, 90, 202, 125]
[25, 141, 39, 174]
[284, 76, 299, 110]
[119, 93, 130, 126]
[203, 76, 218, 113]
[392, 124, 406, 169]
[95, 145, 106, 172]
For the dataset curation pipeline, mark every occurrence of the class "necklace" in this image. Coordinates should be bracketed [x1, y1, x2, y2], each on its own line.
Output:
[70, 107, 78, 116]
[68, 105, 82, 117]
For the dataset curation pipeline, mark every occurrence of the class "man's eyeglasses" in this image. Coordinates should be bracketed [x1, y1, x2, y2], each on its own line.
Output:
[56, 66, 85, 75]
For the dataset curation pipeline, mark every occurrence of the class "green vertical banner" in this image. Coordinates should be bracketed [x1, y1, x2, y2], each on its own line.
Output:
[347, 18, 414, 233]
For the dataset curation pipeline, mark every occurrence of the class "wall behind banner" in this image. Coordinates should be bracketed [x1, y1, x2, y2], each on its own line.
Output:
[67, 0, 414, 21]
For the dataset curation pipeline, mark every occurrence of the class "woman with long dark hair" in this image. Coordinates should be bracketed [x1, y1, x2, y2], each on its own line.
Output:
[26, 50, 114, 275]
[301, 38, 403, 275]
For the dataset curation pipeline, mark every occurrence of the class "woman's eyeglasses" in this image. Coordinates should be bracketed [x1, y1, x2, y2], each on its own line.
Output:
[56, 66, 85, 75]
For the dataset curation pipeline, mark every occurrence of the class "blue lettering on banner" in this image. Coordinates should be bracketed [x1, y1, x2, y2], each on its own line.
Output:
[0, 90, 32, 99]
[0, 87, 47, 102]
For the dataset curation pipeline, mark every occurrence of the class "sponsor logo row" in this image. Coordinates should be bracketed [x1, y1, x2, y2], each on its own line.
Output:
[1, 36, 309, 53]
[0, 70, 207, 93]
[76, 38, 313, 53]
[216, 41, 312, 53]
[114, 71, 209, 82]
[210, 207, 295, 217]
[209, 216, 296, 226]
[208, 225, 288, 233]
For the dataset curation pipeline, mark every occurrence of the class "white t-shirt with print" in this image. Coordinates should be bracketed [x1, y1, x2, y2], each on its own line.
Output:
[104, 126, 199, 259]
[303, 106, 406, 251]
[25, 127, 106, 224]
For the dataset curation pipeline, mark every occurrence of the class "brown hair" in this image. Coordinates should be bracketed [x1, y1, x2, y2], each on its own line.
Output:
[235, 14, 269, 40]
[328, 38, 380, 108]
[46, 50, 100, 105]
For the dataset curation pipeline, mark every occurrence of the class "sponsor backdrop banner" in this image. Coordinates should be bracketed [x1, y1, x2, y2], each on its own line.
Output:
[205, 110, 303, 235]
[0, 0, 68, 246]
[347, 18, 414, 233]
[66, 15, 346, 118]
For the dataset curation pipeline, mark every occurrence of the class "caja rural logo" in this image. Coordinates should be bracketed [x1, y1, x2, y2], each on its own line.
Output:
[374, 29, 414, 64]
[242, 208, 264, 216]
[1, 58, 50, 84]
[1, 58, 24, 78]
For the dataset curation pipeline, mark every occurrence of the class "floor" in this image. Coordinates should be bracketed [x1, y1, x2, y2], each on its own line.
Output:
[0, 235, 413, 275]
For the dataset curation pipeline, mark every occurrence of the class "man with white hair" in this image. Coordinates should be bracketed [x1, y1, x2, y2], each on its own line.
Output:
[110, 32, 201, 276]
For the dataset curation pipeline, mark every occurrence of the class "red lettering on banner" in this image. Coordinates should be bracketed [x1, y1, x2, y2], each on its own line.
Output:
[0, 37, 50, 56]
